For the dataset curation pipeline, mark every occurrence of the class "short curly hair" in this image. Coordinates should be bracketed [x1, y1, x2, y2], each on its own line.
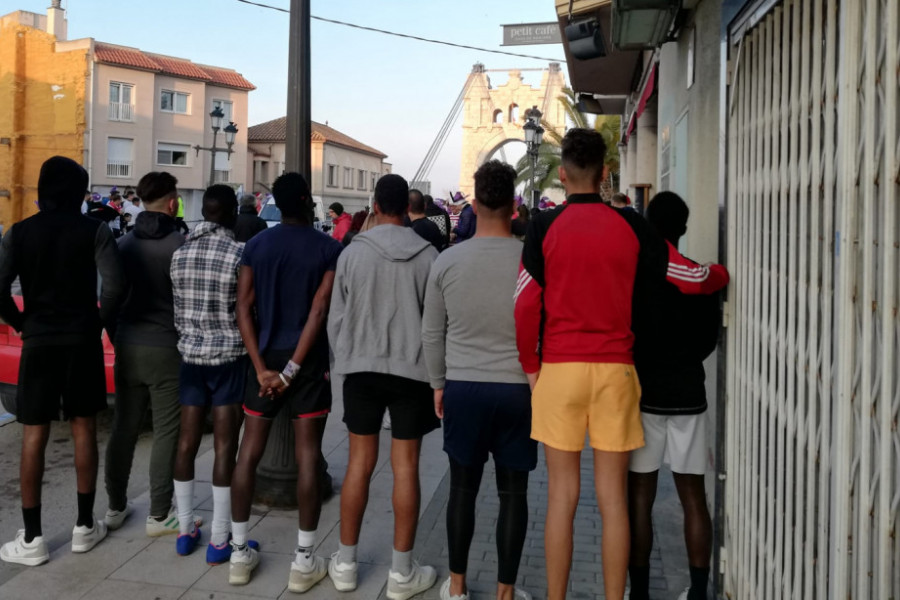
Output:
[561, 128, 607, 184]
[473, 160, 516, 212]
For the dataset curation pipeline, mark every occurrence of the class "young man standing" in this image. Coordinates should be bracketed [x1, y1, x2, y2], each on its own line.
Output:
[514, 129, 666, 600]
[329, 202, 352, 242]
[169, 185, 252, 561]
[105, 171, 191, 536]
[628, 192, 729, 600]
[327, 174, 439, 599]
[423, 160, 536, 600]
[228, 172, 342, 592]
[407, 191, 444, 252]
[0, 156, 124, 564]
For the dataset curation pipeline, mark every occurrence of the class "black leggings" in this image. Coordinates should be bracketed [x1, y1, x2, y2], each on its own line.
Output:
[447, 458, 529, 585]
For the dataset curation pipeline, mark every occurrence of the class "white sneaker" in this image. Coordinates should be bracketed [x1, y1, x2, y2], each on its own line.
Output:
[676, 587, 690, 600]
[0, 530, 49, 566]
[145, 507, 202, 537]
[514, 588, 533, 600]
[289, 552, 327, 593]
[328, 550, 359, 591]
[228, 543, 260, 586]
[72, 519, 108, 553]
[387, 562, 437, 600]
[439, 576, 468, 600]
[104, 503, 131, 530]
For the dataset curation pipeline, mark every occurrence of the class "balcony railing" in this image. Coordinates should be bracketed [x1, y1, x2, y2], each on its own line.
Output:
[213, 169, 231, 183]
[108, 102, 135, 122]
[107, 160, 132, 178]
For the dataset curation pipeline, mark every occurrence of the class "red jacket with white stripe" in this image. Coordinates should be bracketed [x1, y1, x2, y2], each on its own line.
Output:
[514, 194, 668, 374]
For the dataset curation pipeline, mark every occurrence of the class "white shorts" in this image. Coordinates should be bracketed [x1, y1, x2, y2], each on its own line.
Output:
[629, 412, 708, 475]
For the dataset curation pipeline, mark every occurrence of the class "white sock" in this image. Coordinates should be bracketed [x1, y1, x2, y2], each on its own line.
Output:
[392, 549, 413, 577]
[211, 485, 230, 546]
[295, 529, 316, 567]
[338, 542, 357, 565]
[232, 520, 249, 547]
[173, 479, 194, 536]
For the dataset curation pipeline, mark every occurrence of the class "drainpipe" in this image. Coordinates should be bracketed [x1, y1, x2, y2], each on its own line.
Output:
[86, 42, 94, 185]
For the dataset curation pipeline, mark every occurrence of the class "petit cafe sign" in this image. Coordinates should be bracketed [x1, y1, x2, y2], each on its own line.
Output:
[502, 22, 563, 46]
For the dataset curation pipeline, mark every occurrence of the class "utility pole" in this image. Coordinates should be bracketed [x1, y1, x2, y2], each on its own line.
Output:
[285, 0, 311, 180]
[254, 0, 312, 508]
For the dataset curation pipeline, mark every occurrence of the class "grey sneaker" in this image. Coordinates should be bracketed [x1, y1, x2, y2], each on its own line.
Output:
[676, 587, 690, 600]
[328, 550, 359, 592]
[0, 530, 49, 566]
[514, 588, 533, 600]
[289, 552, 327, 593]
[104, 503, 131, 530]
[72, 519, 108, 553]
[387, 562, 437, 600]
[146, 507, 202, 537]
[228, 543, 260, 586]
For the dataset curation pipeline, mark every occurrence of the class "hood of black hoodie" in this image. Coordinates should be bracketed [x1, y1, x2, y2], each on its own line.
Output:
[133, 210, 179, 239]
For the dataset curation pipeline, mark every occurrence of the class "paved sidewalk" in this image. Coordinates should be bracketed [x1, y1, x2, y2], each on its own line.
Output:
[0, 398, 691, 599]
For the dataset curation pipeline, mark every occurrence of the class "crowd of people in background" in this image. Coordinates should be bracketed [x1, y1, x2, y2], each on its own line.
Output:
[0, 127, 728, 600]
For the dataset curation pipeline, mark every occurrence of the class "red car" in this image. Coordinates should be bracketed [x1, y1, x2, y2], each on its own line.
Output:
[0, 296, 116, 415]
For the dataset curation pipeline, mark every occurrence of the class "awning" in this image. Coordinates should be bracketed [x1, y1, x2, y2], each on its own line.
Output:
[624, 63, 657, 141]
[555, 1, 644, 103]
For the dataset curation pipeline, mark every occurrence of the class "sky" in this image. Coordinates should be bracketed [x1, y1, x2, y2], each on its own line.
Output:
[16, 0, 568, 195]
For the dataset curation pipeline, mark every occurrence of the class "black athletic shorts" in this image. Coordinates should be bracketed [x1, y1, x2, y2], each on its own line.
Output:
[343, 372, 440, 440]
[442, 380, 537, 472]
[16, 341, 107, 425]
[243, 349, 331, 419]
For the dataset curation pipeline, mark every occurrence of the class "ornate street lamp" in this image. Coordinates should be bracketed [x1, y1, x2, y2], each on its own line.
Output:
[523, 106, 545, 210]
[194, 108, 239, 187]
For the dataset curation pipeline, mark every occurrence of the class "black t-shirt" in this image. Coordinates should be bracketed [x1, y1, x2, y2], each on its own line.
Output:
[410, 217, 444, 252]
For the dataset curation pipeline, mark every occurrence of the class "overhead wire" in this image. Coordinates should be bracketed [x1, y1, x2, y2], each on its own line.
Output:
[234, 0, 567, 63]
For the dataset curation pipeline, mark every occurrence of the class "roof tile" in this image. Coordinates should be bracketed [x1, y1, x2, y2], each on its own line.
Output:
[248, 117, 387, 158]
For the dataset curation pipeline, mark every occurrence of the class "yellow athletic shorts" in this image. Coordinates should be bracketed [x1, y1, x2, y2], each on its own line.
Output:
[531, 362, 644, 452]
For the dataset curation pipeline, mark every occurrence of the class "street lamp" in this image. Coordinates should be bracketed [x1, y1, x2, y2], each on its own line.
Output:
[193, 108, 239, 187]
[523, 106, 545, 210]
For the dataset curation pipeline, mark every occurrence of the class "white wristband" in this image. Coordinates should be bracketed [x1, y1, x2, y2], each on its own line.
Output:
[283, 360, 301, 379]
[278, 372, 290, 387]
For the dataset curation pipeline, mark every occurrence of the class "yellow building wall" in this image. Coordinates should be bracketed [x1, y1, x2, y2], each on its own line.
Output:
[0, 23, 88, 231]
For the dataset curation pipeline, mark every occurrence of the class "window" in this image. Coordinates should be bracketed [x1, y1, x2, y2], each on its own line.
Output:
[157, 142, 190, 166]
[211, 99, 233, 125]
[107, 137, 133, 178]
[343, 167, 353, 189]
[493, 109, 504, 124]
[358, 169, 367, 190]
[108, 82, 134, 121]
[327, 164, 338, 187]
[160, 90, 189, 114]
[214, 152, 231, 183]
[371, 171, 377, 191]
[509, 103, 519, 123]
[255, 160, 269, 184]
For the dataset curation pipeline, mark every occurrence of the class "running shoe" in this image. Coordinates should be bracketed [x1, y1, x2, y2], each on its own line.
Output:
[288, 552, 327, 593]
[328, 550, 359, 591]
[71, 519, 108, 553]
[0, 530, 49, 566]
[228, 543, 260, 586]
[387, 562, 437, 600]
[175, 526, 201, 556]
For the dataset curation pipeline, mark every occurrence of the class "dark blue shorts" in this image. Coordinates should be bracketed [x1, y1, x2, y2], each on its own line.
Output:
[179, 357, 248, 407]
[442, 380, 537, 472]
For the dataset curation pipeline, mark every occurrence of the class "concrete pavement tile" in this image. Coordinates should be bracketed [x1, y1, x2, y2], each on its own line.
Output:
[78, 579, 184, 600]
[247, 516, 303, 555]
[43, 534, 153, 580]
[109, 536, 211, 587]
[0, 569, 99, 600]
[317, 510, 396, 566]
[192, 550, 289, 598]
[180, 589, 274, 600]
[278, 560, 387, 600]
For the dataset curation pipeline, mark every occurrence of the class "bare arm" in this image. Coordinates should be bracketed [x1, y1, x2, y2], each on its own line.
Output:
[236, 265, 269, 381]
[290, 270, 335, 367]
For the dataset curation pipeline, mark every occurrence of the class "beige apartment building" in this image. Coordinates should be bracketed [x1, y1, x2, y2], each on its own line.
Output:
[247, 117, 389, 216]
[0, 4, 253, 227]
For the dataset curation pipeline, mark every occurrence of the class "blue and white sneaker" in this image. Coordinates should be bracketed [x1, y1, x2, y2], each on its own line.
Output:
[176, 526, 201, 556]
[207, 533, 259, 565]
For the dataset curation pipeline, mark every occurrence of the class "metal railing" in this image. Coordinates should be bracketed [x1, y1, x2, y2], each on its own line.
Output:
[106, 160, 132, 179]
[108, 102, 134, 122]
[723, 0, 899, 598]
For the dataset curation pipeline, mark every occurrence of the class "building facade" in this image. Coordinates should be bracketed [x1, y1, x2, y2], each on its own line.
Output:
[0, 5, 254, 229]
[247, 117, 388, 216]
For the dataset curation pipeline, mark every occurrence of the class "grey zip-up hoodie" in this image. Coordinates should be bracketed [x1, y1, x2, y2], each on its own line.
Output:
[328, 224, 438, 382]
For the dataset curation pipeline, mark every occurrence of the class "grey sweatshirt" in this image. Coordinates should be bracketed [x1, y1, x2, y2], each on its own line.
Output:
[422, 237, 527, 389]
[328, 224, 438, 382]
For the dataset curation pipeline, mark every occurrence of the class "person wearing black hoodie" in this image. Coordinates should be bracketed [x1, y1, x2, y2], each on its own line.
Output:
[233, 193, 268, 243]
[0, 156, 125, 566]
[103, 171, 190, 538]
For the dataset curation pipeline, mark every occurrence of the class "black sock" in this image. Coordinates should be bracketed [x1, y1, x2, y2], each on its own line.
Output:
[76, 491, 95, 528]
[688, 566, 710, 600]
[22, 506, 42, 543]
[628, 565, 650, 600]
